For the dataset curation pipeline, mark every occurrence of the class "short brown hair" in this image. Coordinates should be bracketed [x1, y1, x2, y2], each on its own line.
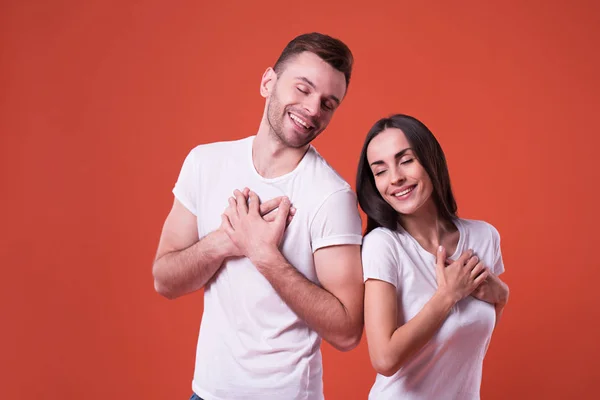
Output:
[273, 32, 353, 88]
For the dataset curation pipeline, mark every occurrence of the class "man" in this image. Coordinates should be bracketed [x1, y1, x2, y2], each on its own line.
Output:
[152, 32, 364, 400]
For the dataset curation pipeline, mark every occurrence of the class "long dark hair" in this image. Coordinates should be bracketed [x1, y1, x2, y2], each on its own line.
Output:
[356, 114, 457, 235]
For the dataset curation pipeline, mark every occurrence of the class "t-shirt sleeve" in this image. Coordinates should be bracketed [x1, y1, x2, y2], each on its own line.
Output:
[362, 229, 400, 287]
[309, 189, 363, 252]
[489, 224, 505, 276]
[172, 147, 199, 216]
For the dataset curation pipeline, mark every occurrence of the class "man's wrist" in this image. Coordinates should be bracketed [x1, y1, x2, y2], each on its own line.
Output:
[209, 229, 236, 260]
[250, 246, 283, 271]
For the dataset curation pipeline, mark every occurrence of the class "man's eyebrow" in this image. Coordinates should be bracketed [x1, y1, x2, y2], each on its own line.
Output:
[295, 76, 340, 105]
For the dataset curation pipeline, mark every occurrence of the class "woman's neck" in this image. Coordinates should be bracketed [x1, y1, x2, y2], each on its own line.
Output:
[399, 203, 459, 257]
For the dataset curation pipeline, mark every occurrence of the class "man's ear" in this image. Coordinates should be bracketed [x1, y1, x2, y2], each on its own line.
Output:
[260, 67, 277, 98]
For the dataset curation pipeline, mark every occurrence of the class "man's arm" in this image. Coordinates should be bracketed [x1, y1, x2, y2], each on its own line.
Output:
[152, 198, 235, 299]
[221, 190, 364, 351]
[153, 195, 291, 299]
[252, 245, 364, 351]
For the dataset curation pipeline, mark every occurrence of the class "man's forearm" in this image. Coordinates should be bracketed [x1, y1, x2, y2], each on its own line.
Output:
[153, 230, 230, 299]
[252, 250, 362, 351]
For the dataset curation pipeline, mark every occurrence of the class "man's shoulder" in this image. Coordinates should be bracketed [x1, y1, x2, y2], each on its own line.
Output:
[303, 146, 352, 192]
[184, 136, 253, 164]
[189, 136, 252, 155]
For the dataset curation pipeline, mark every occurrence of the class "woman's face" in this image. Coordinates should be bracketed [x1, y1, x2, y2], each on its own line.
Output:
[366, 127, 435, 217]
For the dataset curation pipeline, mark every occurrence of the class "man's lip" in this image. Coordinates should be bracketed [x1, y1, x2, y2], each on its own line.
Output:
[288, 112, 315, 129]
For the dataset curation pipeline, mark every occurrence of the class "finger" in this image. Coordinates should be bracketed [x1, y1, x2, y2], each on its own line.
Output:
[263, 212, 276, 223]
[221, 214, 235, 236]
[274, 197, 291, 228]
[225, 197, 239, 226]
[226, 197, 238, 214]
[472, 268, 490, 287]
[242, 187, 250, 197]
[457, 249, 474, 266]
[259, 196, 283, 216]
[264, 207, 293, 223]
[225, 197, 237, 216]
[470, 261, 485, 279]
[464, 255, 479, 271]
[234, 189, 248, 215]
[289, 206, 296, 215]
[436, 246, 447, 274]
[247, 191, 260, 215]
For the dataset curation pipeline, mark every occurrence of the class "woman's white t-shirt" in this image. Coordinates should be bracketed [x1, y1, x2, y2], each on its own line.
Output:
[362, 218, 504, 400]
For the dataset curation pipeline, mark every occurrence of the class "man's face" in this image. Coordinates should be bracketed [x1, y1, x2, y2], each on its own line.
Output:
[264, 52, 347, 148]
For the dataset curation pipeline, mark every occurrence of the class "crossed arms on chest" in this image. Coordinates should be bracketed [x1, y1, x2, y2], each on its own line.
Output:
[152, 194, 364, 351]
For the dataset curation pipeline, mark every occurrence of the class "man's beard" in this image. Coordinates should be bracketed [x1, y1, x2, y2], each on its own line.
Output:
[266, 87, 320, 149]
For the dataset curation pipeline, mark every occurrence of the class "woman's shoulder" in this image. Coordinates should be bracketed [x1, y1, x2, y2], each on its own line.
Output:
[457, 218, 500, 239]
[363, 227, 399, 249]
[363, 226, 415, 251]
[364, 226, 409, 243]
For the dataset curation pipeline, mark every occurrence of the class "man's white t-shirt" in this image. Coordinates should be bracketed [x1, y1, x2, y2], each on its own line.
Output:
[362, 218, 504, 400]
[172, 136, 363, 400]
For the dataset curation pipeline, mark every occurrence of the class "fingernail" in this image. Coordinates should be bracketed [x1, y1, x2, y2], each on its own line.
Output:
[438, 246, 443, 252]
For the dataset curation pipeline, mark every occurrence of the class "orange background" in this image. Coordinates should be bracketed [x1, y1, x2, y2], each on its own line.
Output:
[2, 0, 599, 399]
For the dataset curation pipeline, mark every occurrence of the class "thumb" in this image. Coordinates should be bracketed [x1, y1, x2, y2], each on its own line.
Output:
[274, 197, 291, 228]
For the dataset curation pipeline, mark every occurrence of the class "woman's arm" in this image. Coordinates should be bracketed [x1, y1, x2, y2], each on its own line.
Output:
[364, 247, 488, 376]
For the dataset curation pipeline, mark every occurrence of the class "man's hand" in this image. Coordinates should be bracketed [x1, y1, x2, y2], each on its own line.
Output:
[222, 189, 291, 264]
[217, 189, 295, 259]
[244, 188, 296, 225]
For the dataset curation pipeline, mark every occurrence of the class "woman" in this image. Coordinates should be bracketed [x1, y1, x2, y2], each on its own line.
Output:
[357, 114, 509, 399]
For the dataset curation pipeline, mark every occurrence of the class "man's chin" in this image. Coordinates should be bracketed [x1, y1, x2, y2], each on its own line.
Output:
[289, 128, 322, 146]
[289, 134, 315, 148]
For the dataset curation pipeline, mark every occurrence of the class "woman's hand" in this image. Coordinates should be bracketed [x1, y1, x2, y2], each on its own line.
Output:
[471, 272, 509, 306]
[435, 246, 489, 304]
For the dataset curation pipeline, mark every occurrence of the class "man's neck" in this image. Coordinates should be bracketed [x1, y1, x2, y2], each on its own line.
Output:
[252, 127, 310, 179]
